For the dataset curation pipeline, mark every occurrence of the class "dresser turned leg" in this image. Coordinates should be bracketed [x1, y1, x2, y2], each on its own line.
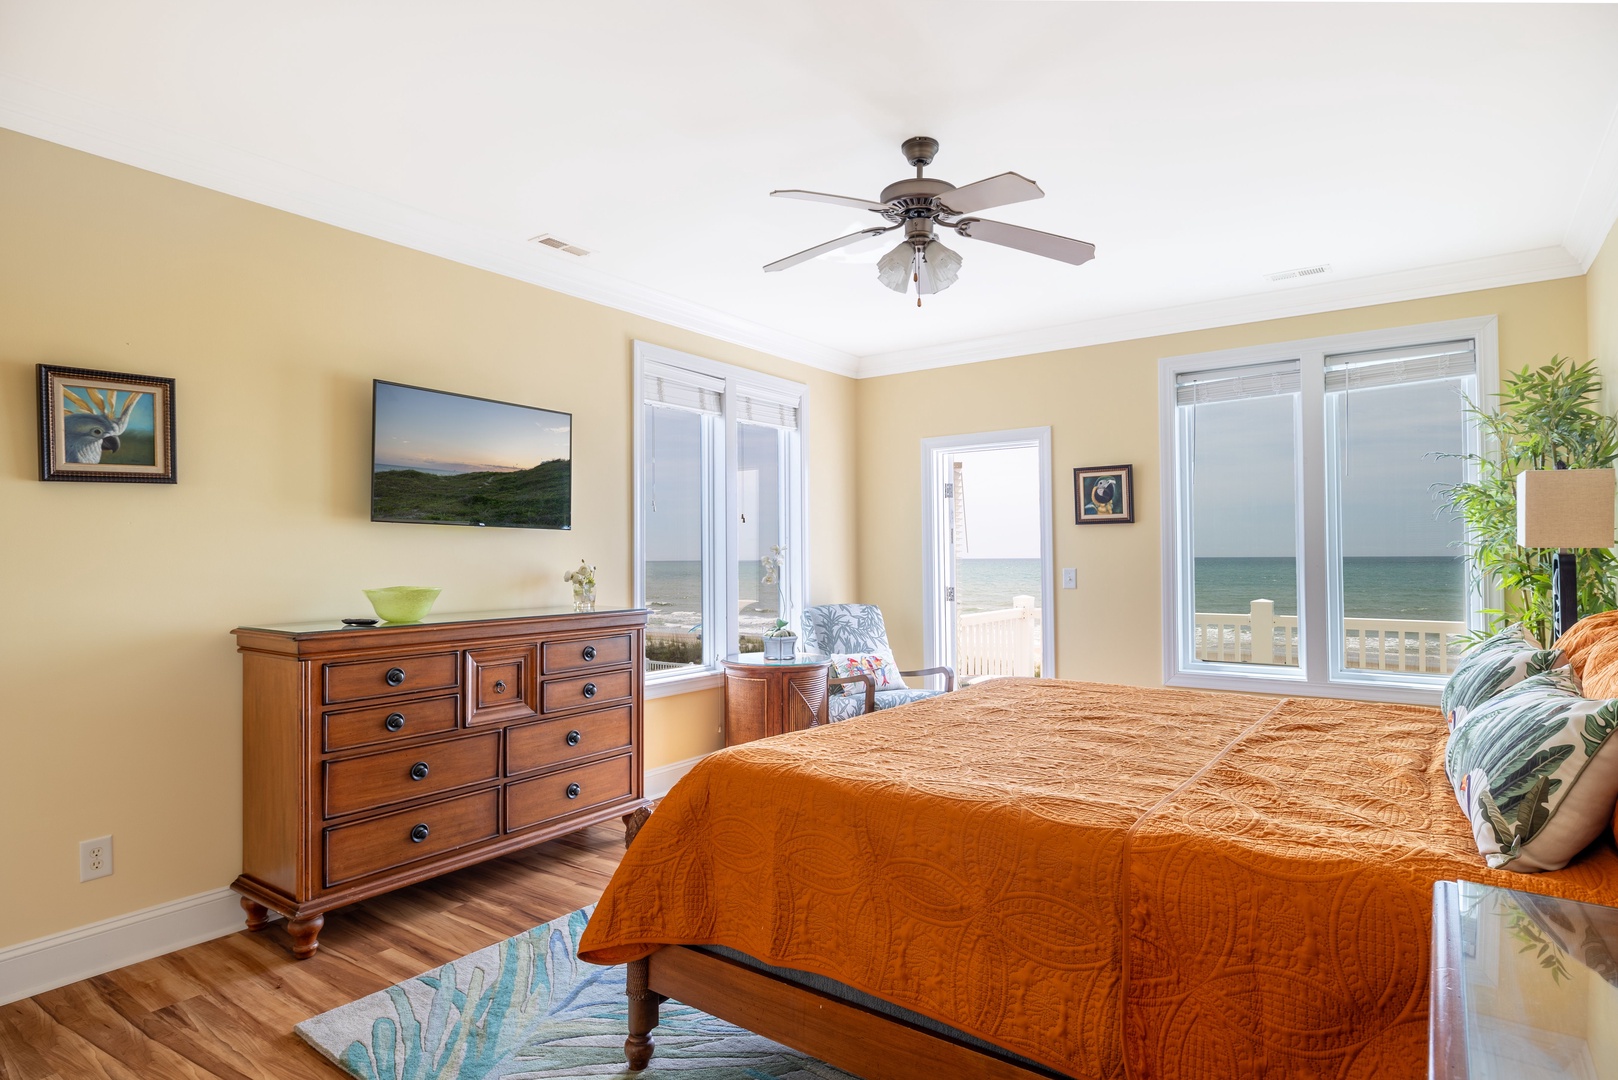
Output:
[287, 913, 325, 959]
[239, 896, 272, 932]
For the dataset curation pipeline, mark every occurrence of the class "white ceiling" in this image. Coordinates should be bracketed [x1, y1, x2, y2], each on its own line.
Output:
[3, 1, 1617, 377]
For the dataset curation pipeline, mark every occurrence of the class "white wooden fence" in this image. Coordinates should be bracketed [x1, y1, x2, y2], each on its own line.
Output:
[1194, 599, 1466, 673]
[958, 595, 1042, 679]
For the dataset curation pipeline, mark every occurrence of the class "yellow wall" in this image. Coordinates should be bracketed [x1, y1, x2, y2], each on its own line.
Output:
[1593, 220, 1618, 412]
[856, 278, 1589, 684]
[0, 129, 857, 948]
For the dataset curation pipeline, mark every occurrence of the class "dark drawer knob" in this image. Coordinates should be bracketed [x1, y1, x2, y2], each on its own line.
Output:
[582, 682, 597, 699]
[410, 823, 429, 843]
[582, 645, 597, 662]
[566, 783, 581, 800]
[386, 667, 407, 687]
[566, 729, 582, 747]
[409, 761, 430, 781]
[385, 712, 406, 732]
[494, 680, 507, 695]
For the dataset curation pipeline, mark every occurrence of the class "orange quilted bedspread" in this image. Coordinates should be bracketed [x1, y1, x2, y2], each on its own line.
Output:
[577, 680, 1618, 1079]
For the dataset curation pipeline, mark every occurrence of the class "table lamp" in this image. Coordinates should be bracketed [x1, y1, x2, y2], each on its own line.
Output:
[1516, 467, 1616, 638]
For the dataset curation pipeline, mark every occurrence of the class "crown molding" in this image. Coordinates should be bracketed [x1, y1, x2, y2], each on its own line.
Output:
[1, 74, 1609, 384]
[1564, 95, 1618, 272]
[855, 245, 1584, 378]
[0, 74, 860, 378]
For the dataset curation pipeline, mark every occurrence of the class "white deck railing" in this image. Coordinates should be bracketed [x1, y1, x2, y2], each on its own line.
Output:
[958, 595, 1042, 679]
[1194, 599, 1466, 673]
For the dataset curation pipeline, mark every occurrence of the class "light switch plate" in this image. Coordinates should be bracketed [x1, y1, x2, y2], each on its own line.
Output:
[1062, 568, 1077, 589]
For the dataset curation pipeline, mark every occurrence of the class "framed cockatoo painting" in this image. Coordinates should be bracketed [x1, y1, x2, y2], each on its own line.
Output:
[37, 364, 176, 483]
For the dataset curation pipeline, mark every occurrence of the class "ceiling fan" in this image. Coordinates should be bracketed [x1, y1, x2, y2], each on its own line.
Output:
[764, 136, 1095, 304]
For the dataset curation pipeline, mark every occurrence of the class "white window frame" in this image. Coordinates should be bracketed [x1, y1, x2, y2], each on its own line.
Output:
[1157, 316, 1499, 705]
[633, 341, 810, 698]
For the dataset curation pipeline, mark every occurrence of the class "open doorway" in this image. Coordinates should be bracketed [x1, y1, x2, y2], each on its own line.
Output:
[921, 428, 1055, 682]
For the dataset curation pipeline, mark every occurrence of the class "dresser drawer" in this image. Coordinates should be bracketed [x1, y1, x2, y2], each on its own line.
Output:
[324, 732, 500, 818]
[323, 695, 459, 753]
[506, 754, 634, 832]
[542, 633, 633, 675]
[324, 789, 499, 887]
[506, 706, 633, 776]
[323, 651, 459, 705]
[542, 669, 632, 714]
[465, 644, 538, 726]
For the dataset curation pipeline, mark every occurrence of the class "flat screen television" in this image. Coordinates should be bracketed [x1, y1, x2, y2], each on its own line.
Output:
[371, 380, 571, 529]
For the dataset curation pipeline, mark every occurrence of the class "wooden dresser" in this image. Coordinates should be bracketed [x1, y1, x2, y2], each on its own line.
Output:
[231, 607, 649, 958]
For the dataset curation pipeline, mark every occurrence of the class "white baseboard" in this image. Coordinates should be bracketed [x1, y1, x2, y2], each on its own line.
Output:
[1, 757, 714, 1006]
[0, 887, 253, 1006]
[646, 753, 709, 800]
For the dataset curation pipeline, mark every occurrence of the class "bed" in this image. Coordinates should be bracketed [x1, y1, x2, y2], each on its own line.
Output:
[577, 678, 1618, 1080]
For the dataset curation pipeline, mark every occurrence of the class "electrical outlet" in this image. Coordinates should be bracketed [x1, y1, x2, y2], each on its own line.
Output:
[1061, 568, 1077, 589]
[80, 835, 113, 881]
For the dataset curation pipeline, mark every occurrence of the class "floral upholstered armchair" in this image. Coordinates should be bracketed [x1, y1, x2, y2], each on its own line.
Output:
[801, 604, 956, 723]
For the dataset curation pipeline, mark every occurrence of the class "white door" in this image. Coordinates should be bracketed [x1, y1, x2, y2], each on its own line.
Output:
[921, 429, 1055, 683]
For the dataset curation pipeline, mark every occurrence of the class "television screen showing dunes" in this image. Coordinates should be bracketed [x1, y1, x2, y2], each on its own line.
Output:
[371, 381, 571, 530]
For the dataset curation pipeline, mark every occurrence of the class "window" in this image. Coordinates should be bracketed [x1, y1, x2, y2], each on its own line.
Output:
[634, 342, 807, 693]
[1160, 318, 1496, 702]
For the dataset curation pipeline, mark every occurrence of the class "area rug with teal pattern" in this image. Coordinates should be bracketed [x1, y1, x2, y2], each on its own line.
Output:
[295, 905, 857, 1079]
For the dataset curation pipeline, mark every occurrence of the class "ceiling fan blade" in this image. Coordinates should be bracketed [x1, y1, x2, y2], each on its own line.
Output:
[771, 189, 891, 213]
[763, 227, 896, 272]
[954, 218, 1095, 266]
[939, 172, 1044, 216]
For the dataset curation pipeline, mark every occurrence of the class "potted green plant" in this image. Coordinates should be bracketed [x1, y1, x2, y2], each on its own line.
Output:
[763, 618, 797, 660]
[1442, 357, 1618, 645]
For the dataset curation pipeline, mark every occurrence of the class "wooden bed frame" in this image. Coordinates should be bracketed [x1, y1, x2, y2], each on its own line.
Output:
[623, 948, 1062, 1080]
[613, 808, 1060, 1079]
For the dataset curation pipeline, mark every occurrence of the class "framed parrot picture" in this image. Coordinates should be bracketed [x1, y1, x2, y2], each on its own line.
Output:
[37, 364, 176, 483]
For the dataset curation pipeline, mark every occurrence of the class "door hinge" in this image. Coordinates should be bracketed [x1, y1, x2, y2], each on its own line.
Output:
[946, 586, 956, 602]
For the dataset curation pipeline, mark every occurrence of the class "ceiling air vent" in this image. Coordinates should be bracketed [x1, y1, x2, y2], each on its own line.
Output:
[528, 234, 590, 257]
[1267, 264, 1331, 283]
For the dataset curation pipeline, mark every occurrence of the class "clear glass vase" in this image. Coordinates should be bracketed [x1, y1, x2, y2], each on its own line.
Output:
[572, 581, 596, 612]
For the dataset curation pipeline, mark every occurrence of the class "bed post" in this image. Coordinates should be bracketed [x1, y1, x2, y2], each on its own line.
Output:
[623, 806, 652, 849]
[625, 954, 664, 1070]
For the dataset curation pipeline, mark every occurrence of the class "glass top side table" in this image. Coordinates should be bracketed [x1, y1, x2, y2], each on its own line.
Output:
[1432, 879, 1618, 1080]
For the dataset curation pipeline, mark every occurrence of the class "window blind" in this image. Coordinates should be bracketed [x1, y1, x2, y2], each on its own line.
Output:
[1175, 359, 1301, 405]
[643, 361, 723, 414]
[735, 389, 800, 430]
[1325, 340, 1475, 392]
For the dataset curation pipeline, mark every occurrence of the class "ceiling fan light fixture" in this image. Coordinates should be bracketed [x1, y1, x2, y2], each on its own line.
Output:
[877, 240, 915, 292]
[924, 239, 962, 292]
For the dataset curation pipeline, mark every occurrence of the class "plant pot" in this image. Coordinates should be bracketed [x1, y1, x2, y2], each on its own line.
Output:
[572, 581, 596, 612]
[763, 633, 797, 660]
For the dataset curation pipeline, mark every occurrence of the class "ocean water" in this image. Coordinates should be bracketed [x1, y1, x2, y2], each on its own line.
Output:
[1193, 556, 1465, 620]
[643, 558, 1046, 639]
[643, 556, 1465, 639]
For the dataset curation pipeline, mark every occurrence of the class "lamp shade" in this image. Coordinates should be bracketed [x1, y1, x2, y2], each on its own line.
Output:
[1516, 469, 1616, 548]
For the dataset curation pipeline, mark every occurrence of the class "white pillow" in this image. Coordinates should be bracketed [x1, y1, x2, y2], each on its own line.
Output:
[827, 650, 908, 695]
[1446, 669, 1618, 872]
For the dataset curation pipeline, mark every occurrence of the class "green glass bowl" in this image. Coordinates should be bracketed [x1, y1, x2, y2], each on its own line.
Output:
[363, 586, 441, 624]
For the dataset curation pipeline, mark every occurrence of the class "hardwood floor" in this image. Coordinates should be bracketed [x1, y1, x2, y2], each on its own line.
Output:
[0, 821, 629, 1080]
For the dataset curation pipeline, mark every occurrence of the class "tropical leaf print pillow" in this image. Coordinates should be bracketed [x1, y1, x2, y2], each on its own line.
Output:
[1445, 670, 1618, 872]
[1439, 624, 1562, 732]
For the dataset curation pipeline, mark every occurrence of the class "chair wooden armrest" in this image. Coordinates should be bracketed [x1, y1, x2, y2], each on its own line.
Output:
[828, 673, 876, 714]
[901, 666, 956, 692]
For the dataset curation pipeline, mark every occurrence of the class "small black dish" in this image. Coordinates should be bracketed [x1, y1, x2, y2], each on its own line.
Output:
[341, 617, 380, 627]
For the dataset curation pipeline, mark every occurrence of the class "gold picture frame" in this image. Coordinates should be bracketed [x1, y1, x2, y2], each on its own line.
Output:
[38, 364, 177, 484]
